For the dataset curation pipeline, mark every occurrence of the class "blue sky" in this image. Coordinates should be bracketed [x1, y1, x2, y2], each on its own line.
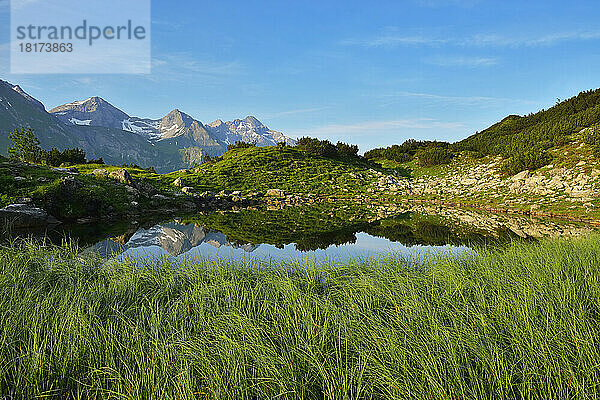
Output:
[1, 0, 600, 150]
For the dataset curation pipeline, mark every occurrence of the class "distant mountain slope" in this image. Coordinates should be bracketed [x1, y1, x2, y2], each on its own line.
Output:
[208, 116, 296, 146]
[0, 79, 82, 153]
[0, 81, 188, 171]
[49, 97, 295, 149]
[50, 96, 129, 128]
[457, 88, 600, 155]
[1, 79, 295, 171]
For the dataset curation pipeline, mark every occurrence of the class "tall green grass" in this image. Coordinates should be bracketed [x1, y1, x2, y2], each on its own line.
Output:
[0, 237, 599, 399]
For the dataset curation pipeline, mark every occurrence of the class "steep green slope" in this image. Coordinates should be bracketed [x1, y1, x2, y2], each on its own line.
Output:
[457, 88, 600, 156]
[0, 80, 80, 153]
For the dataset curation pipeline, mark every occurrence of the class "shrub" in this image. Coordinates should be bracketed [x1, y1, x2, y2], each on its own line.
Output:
[501, 150, 552, 175]
[364, 140, 451, 163]
[227, 141, 256, 151]
[583, 125, 600, 157]
[8, 127, 41, 163]
[416, 147, 454, 167]
[335, 142, 359, 156]
[87, 157, 104, 165]
[296, 137, 337, 157]
[41, 148, 86, 166]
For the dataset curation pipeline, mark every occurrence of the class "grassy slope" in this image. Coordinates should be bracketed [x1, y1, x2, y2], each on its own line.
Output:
[75, 146, 383, 196]
[457, 88, 600, 155]
[0, 236, 599, 398]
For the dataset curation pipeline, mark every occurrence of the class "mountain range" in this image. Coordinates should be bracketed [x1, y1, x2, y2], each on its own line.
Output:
[0, 79, 295, 172]
[89, 222, 257, 258]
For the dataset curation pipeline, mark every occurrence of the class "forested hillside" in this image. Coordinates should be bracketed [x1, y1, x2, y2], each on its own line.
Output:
[457, 89, 600, 155]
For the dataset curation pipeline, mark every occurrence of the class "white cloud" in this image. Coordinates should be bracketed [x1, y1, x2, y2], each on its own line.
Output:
[148, 52, 243, 83]
[341, 35, 447, 47]
[465, 31, 600, 47]
[375, 91, 536, 109]
[266, 107, 329, 118]
[343, 30, 600, 49]
[289, 118, 464, 139]
[427, 56, 498, 67]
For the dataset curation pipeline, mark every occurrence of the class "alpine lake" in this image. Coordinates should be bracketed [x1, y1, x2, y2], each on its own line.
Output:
[7, 202, 596, 265]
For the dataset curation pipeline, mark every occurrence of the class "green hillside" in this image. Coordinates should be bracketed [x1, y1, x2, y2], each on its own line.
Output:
[76, 145, 383, 196]
[457, 88, 600, 155]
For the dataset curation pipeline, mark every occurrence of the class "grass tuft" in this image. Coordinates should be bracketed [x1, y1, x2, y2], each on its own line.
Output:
[0, 236, 599, 398]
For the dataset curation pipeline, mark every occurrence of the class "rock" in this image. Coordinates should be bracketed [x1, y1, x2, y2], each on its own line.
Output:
[136, 181, 158, 196]
[266, 189, 285, 198]
[152, 194, 168, 201]
[92, 168, 108, 178]
[511, 170, 530, 181]
[14, 176, 26, 181]
[173, 177, 185, 187]
[231, 190, 241, 196]
[0, 203, 60, 228]
[130, 201, 139, 207]
[181, 187, 195, 194]
[60, 175, 81, 188]
[108, 169, 134, 185]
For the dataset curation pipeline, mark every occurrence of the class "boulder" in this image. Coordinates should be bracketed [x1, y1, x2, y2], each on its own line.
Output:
[511, 170, 530, 181]
[266, 189, 285, 198]
[181, 187, 195, 193]
[92, 168, 108, 178]
[60, 175, 81, 189]
[173, 177, 185, 187]
[108, 169, 134, 185]
[0, 203, 60, 228]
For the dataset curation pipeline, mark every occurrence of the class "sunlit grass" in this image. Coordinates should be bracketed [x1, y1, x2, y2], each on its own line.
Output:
[0, 236, 599, 398]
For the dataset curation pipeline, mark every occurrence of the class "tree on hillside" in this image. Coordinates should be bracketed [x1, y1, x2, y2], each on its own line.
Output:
[8, 127, 41, 163]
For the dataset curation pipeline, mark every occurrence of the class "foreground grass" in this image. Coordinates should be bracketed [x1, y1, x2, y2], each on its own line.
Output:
[0, 237, 599, 399]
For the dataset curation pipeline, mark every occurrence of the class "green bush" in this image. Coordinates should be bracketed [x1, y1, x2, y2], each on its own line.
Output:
[365, 140, 451, 163]
[227, 141, 256, 151]
[501, 150, 552, 175]
[583, 125, 600, 157]
[296, 137, 337, 157]
[335, 141, 359, 156]
[41, 148, 86, 167]
[416, 147, 454, 167]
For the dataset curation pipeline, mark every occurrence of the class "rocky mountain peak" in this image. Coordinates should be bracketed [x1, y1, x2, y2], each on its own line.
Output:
[10, 84, 46, 111]
[208, 119, 225, 127]
[49, 97, 129, 128]
[243, 115, 263, 127]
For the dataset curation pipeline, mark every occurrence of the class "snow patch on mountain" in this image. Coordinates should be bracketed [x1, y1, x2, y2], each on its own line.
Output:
[69, 118, 92, 126]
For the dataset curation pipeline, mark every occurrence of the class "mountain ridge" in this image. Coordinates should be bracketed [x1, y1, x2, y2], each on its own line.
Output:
[0, 79, 295, 171]
[48, 96, 295, 148]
